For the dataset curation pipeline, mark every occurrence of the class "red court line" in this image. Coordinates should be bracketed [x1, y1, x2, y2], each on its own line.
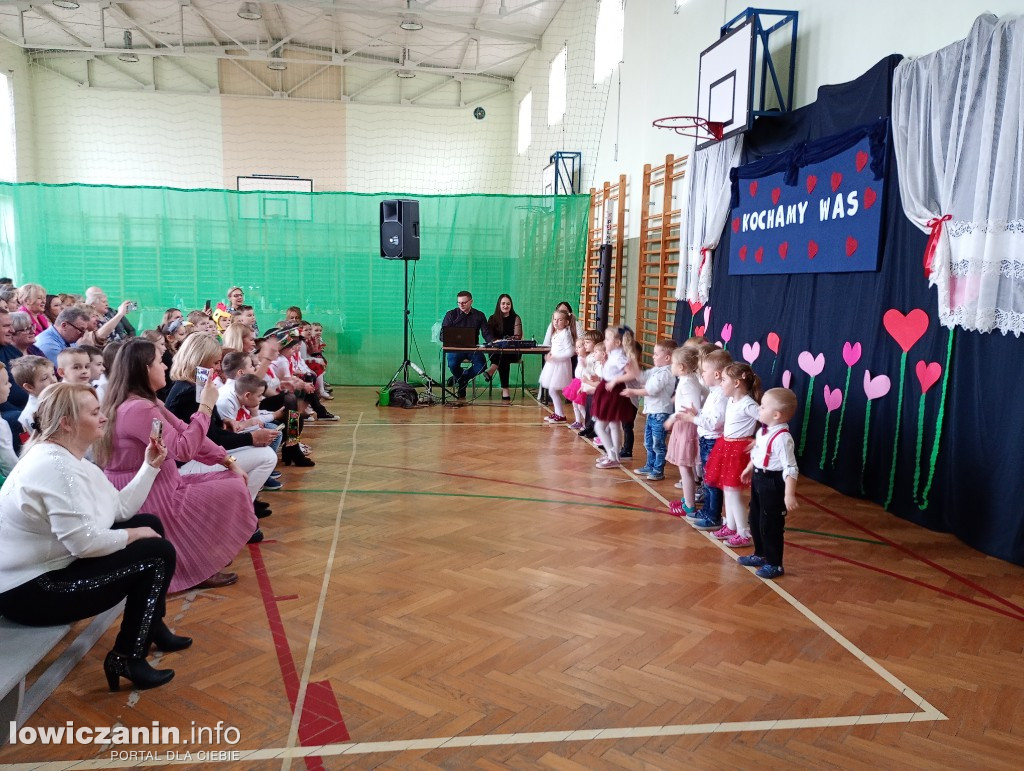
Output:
[355, 461, 665, 514]
[787, 541, 1024, 623]
[249, 544, 349, 770]
[796, 493, 1024, 617]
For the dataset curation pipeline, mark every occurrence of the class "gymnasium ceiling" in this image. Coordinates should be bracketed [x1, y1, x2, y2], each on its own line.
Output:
[0, 0, 565, 105]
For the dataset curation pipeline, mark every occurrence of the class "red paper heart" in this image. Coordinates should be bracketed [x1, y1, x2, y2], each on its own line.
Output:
[778, 241, 789, 259]
[864, 187, 877, 209]
[915, 360, 942, 394]
[883, 308, 929, 353]
[754, 246, 764, 264]
[732, 217, 740, 233]
[766, 332, 780, 354]
[695, 325, 706, 337]
[749, 181, 758, 198]
[856, 150, 869, 172]
[806, 175, 817, 194]
[808, 240, 819, 259]
[831, 171, 843, 192]
[771, 187, 781, 205]
[846, 236, 858, 256]
[739, 245, 748, 261]
[687, 299, 703, 315]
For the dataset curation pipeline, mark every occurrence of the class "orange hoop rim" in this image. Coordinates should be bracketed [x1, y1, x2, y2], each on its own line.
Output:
[652, 115, 725, 142]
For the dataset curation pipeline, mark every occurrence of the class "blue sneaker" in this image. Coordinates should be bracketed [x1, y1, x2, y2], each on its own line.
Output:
[737, 555, 766, 567]
[693, 516, 721, 531]
[262, 478, 283, 491]
[646, 472, 665, 481]
[755, 564, 784, 579]
[269, 470, 282, 480]
[634, 465, 653, 475]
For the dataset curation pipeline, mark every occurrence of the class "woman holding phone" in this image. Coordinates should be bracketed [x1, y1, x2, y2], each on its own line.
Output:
[96, 338, 257, 592]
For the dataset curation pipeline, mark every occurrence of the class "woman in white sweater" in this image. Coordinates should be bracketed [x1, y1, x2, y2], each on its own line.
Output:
[0, 382, 189, 692]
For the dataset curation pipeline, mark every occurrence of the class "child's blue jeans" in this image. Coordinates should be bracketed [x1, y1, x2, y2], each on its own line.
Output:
[643, 412, 669, 473]
[698, 436, 723, 524]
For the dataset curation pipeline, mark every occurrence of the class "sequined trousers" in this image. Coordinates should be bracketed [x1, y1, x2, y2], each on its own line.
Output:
[0, 514, 176, 658]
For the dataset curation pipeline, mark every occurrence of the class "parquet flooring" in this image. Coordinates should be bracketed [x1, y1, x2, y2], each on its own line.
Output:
[2, 388, 1022, 769]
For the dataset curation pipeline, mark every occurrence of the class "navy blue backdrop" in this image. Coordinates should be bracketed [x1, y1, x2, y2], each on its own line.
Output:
[673, 56, 1024, 566]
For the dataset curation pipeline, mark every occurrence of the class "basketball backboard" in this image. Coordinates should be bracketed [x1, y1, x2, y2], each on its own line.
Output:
[696, 18, 755, 150]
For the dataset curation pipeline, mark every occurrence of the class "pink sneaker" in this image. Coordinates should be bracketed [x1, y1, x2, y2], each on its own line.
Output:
[596, 458, 621, 469]
[711, 526, 736, 540]
[725, 534, 753, 548]
[593, 437, 602, 447]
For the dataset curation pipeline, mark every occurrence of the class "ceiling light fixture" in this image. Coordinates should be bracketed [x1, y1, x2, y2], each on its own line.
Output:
[400, 19, 423, 31]
[118, 31, 139, 63]
[52, 0, 80, 9]
[396, 70, 416, 78]
[267, 55, 287, 71]
[237, 2, 262, 21]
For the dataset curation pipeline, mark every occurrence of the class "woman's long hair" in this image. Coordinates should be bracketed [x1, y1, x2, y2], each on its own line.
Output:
[488, 294, 517, 335]
[23, 382, 96, 455]
[94, 338, 159, 468]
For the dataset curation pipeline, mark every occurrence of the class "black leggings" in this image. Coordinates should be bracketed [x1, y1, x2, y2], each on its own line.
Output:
[0, 514, 176, 659]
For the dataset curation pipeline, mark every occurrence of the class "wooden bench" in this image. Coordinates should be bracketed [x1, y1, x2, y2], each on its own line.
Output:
[0, 602, 123, 742]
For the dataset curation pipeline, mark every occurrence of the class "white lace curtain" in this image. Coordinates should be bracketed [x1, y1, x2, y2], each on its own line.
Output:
[892, 13, 1024, 336]
[675, 135, 743, 303]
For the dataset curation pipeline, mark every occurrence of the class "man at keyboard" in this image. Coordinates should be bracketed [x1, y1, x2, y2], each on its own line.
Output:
[440, 291, 495, 399]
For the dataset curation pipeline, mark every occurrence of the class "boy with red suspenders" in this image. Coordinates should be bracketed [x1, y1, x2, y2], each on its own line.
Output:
[739, 388, 800, 579]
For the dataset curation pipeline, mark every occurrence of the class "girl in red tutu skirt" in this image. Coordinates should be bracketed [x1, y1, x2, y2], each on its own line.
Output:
[702, 362, 762, 548]
[588, 326, 641, 469]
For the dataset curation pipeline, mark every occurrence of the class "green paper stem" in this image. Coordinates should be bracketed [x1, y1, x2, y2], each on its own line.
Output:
[831, 366, 853, 467]
[771, 355, 777, 375]
[688, 316, 694, 337]
[912, 393, 926, 504]
[799, 376, 815, 455]
[919, 328, 956, 508]
[860, 400, 873, 495]
[883, 351, 908, 509]
[819, 411, 832, 469]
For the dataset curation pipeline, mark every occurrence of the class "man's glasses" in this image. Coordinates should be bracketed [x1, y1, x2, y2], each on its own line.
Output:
[66, 322, 89, 336]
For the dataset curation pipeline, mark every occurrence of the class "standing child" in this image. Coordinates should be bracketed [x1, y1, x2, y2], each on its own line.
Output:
[576, 330, 603, 438]
[665, 346, 704, 514]
[704, 362, 762, 548]
[672, 349, 731, 526]
[590, 326, 641, 469]
[562, 337, 589, 429]
[623, 339, 677, 481]
[739, 387, 799, 579]
[538, 309, 576, 424]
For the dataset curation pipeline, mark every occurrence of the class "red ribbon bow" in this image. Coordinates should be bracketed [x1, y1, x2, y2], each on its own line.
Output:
[923, 214, 952, 278]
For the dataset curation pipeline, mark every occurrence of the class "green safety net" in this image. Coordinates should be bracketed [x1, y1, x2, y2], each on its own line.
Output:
[0, 182, 589, 386]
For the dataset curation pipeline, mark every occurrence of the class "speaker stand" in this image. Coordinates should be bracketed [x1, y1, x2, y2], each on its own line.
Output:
[382, 258, 453, 401]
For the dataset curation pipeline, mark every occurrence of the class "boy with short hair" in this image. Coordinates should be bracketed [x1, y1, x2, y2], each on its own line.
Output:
[677, 348, 732, 528]
[623, 339, 678, 481]
[739, 388, 800, 579]
[77, 344, 104, 384]
[218, 372, 283, 489]
[11, 355, 57, 436]
[57, 348, 93, 384]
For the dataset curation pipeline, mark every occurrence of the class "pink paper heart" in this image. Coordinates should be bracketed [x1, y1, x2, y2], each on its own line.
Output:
[715, 341, 723, 348]
[797, 351, 825, 377]
[782, 369, 792, 389]
[721, 323, 733, 343]
[687, 299, 703, 315]
[915, 360, 942, 394]
[742, 341, 760, 364]
[703, 306, 711, 327]
[883, 308, 929, 353]
[823, 385, 843, 412]
[842, 341, 862, 367]
[863, 370, 891, 400]
[766, 332, 780, 354]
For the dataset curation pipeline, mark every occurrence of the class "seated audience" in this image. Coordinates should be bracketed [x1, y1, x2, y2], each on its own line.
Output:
[0, 367, 16, 478]
[9, 311, 44, 358]
[186, 310, 218, 336]
[57, 348, 94, 384]
[222, 322, 256, 355]
[0, 284, 18, 312]
[95, 341, 124, 405]
[16, 283, 50, 334]
[44, 294, 62, 325]
[97, 338, 258, 591]
[86, 286, 136, 343]
[0, 382, 188, 692]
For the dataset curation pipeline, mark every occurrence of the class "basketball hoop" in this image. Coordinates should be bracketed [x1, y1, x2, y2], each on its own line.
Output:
[652, 115, 725, 143]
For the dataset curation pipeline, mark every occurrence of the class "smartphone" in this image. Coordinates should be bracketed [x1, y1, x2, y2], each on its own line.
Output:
[203, 299, 212, 314]
[286, 410, 301, 442]
[150, 419, 163, 441]
[127, 301, 139, 311]
[195, 366, 211, 401]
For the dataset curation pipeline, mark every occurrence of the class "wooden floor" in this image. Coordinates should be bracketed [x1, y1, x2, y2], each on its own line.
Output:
[3, 387, 1023, 769]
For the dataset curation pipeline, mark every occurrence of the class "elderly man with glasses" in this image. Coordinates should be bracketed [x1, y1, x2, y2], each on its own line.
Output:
[34, 306, 92, 365]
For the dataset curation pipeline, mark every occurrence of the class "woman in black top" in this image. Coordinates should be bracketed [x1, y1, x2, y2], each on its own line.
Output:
[484, 294, 523, 401]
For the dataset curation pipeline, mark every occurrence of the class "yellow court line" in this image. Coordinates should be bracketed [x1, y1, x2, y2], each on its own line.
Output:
[281, 412, 363, 771]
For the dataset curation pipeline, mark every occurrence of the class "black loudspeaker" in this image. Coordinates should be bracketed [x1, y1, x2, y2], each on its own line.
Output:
[380, 199, 420, 260]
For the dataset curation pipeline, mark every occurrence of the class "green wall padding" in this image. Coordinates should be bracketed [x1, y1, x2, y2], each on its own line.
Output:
[1, 183, 589, 386]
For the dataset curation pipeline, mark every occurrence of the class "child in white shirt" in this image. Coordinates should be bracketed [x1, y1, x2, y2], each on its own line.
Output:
[665, 347, 704, 515]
